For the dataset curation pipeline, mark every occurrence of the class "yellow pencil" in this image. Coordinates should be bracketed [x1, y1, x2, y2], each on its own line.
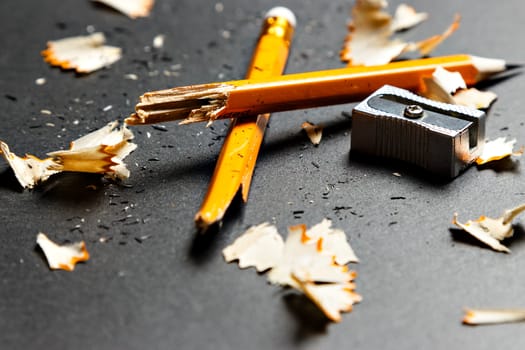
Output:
[126, 54, 515, 126]
[192, 7, 296, 230]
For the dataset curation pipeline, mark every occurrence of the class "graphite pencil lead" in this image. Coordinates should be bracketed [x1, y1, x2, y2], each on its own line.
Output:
[504, 63, 523, 71]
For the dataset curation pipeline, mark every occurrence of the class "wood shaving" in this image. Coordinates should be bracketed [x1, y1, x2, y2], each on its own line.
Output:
[427, 66, 466, 94]
[452, 88, 498, 109]
[0, 121, 136, 189]
[476, 137, 524, 165]
[453, 204, 525, 253]
[93, 0, 154, 18]
[36, 232, 89, 271]
[421, 66, 497, 109]
[0, 142, 58, 189]
[268, 224, 353, 287]
[463, 308, 525, 325]
[295, 279, 362, 322]
[48, 121, 137, 180]
[301, 121, 323, 145]
[222, 223, 284, 272]
[41, 32, 122, 74]
[390, 4, 427, 32]
[223, 219, 360, 322]
[341, 0, 459, 66]
[301, 218, 359, 265]
[407, 14, 460, 56]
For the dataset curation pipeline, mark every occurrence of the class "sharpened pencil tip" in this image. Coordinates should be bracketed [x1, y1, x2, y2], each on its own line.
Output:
[505, 63, 523, 71]
[470, 55, 520, 77]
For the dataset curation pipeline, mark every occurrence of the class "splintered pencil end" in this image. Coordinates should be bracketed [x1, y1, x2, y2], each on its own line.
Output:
[195, 218, 211, 233]
[124, 113, 143, 125]
[127, 83, 234, 125]
[195, 211, 222, 233]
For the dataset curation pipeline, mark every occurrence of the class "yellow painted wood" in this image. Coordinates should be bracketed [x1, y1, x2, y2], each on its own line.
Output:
[194, 15, 295, 230]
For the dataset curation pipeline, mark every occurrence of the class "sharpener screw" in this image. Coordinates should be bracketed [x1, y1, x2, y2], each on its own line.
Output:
[404, 104, 424, 119]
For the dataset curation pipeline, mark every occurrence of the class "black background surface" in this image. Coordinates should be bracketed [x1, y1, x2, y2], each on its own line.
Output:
[1, 1, 525, 349]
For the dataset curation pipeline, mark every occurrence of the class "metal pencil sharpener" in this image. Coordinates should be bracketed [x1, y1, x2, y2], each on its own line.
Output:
[350, 85, 486, 178]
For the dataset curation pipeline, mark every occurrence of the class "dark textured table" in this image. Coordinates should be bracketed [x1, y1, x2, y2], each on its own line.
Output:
[1, 1, 525, 349]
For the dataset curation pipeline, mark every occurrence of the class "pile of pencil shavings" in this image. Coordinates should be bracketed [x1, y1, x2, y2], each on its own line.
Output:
[223, 219, 361, 322]
[341, 0, 459, 66]
[0, 121, 136, 189]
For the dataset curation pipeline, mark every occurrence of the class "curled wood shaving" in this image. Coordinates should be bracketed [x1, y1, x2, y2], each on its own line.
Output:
[295, 279, 362, 322]
[48, 121, 137, 180]
[222, 223, 283, 272]
[36, 232, 89, 271]
[223, 220, 360, 322]
[301, 122, 323, 145]
[421, 66, 497, 109]
[390, 3, 428, 32]
[267, 223, 353, 288]
[427, 66, 466, 95]
[407, 14, 460, 56]
[0, 121, 136, 189]
[93, 0, 154, 18]
[475, 137, 524, 165]
[452, 88, 498, 110]
[453, 204, 525, 253]
[463, 308, 525, 325]
[341, 0, 459, 66]
[41, 32, 121, 74]
[301, 218, 359, 265]
[0, 142, 57, 189]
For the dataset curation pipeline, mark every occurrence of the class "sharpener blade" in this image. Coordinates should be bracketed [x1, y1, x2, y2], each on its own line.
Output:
[351, 85, 486, 178]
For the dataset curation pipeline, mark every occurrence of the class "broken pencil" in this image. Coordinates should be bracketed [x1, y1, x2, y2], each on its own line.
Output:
[125, 54, 518, 126]
[192, 7, 296, 230]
